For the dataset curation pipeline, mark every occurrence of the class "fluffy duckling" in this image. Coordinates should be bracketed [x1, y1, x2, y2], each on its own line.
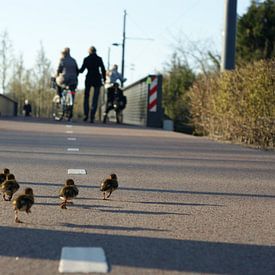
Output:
[100, 173, 118, 200]
[3, 168, 10, 176]
[13, 187, 34, 223]
[0, 168, 10, 184]
[0, 173, 6, 185]
[1, 174, 19, 201]
[59, 179, 79, 209]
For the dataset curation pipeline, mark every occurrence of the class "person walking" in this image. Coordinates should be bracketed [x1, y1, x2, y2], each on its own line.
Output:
[23, 99, 32, 116]
[79, 46, 106, 123]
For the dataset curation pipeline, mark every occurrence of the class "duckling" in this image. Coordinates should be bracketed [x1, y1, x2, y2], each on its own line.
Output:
[100, 173, 118, 200]
[0, 168, 10, 184]
[1, 174, 19, 201]
[13, 187, 34, 223]
[3, 168, 10, 177]
[0, 173, 6, 185]
[59, 179, 79, 209]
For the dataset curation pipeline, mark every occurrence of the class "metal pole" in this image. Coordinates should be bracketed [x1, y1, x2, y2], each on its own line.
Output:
[121, 10, 126, 87]
[221, 0, 237, 71]
[107, 47, 110, 70]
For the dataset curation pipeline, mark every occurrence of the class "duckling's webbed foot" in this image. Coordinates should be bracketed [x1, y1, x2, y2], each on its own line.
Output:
[15, 212, 23, 223]
[3, 194, 9, 201]
[15, 218, 23, 223]
[60, 202, 67, 209]
[106, 191, 112, 198]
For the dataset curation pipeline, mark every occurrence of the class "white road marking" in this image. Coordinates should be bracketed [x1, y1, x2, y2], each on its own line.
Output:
[67, 148, 79, 152]
[66, 131, 73, 134]
[68, 169, 87, 175]
[67, 137, 77, 141]
[58, 247, 108, 273]
[66, 125, 73, 128]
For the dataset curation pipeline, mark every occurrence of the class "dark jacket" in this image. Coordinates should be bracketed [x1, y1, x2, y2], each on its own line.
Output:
[79, 53, 106, 87]
[107, 86, 127, 110]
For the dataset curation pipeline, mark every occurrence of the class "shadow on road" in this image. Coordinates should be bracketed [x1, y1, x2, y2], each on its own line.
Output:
[20, 181, 275, 199]
[0, 225, 274, 274]
[60, 223, 167, 232]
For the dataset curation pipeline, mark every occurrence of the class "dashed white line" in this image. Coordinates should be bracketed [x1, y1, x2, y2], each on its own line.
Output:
[66, 125, 73, 128]
[66, 131, 73, 134]
[67, 137, 77, 141]
[67, 148, 79, 152]
[68, 169, 87, 175]
[58, 247, 108, 273]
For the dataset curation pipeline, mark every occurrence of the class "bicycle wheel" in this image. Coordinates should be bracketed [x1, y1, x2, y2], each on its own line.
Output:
[52, 100, 64, 121]
[65, 92, 74, 120]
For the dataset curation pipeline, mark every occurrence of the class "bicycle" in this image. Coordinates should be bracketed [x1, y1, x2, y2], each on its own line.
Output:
[51, 77, 76, 121]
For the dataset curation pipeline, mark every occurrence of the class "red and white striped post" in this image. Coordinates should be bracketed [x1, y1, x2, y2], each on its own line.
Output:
[147, 75, 163, 127]
[148, 75, 158, 112]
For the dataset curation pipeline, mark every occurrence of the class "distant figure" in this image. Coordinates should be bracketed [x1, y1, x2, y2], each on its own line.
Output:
[79, 46, 106, 123]
[103, 82, 127, 124]
[23, 100, 32, 116]
[106, 64, 126, 87]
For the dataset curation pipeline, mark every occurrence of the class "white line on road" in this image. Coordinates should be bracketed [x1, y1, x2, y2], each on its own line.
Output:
[68, 169, 87, 175]
[67, 137, 77, 141]
[67, 148, 79, 152]
[66, 125, 73, 128]
[58, 247, 108, 273]
[66, 131, 73, 134]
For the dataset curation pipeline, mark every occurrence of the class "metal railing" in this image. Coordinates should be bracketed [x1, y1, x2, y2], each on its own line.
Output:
[100, 75, 163, 128]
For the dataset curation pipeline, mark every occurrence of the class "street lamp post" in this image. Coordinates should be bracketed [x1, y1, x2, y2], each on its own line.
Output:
[107, 46, 111, 70]
[121, 10, 126, 87]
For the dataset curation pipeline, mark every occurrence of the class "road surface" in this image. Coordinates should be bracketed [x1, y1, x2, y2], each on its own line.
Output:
[0, 117, 274, 274]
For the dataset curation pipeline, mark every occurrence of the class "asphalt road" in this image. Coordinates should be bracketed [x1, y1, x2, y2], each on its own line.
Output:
[0, 117, 274, 275]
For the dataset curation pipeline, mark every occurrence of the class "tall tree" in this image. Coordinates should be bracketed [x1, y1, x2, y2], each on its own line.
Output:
[0, 31, 13, 94]
[162, 53, 195, 127]
[236, 0, 275, 63]
[33, 42, 52, 117]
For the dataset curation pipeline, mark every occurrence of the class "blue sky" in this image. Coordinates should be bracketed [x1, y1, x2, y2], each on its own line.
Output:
[0, 0, 252, 87]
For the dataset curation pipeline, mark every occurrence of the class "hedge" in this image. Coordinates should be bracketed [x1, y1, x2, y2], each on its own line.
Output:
[188, 59, 275, 148]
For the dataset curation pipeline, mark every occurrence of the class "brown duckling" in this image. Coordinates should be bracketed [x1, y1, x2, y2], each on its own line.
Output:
[13, 187, 34, 223]
[100, 173, 118, 200]
[3, 168, 10, 176]
[59, 179, 79, 209]
[1, 174, 19, 201]
[0, 173, 6, 185]
[0, 168, 10, 184]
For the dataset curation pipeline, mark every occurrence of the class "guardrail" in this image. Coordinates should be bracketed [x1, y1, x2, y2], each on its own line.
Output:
[0, 94, 17, 117]
[100, 75, 163, 128]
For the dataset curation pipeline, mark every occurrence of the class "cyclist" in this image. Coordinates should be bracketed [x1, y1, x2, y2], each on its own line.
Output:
[103, 82, 127, 123]
[55, 47, 79, 120]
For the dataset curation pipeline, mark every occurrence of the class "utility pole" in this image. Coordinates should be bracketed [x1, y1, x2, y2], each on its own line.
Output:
[121, 10, 127, 87]
[221, 0, 237, 71]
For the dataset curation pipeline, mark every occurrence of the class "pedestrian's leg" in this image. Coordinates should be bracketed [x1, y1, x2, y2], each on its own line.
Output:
[83, 81, 91, 121]
[90, 86, 100, 122]
[57, 85, 63, 97]
[103, 104, 113, 123]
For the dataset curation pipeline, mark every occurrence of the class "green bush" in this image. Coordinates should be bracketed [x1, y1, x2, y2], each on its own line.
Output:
[189, 59, 275, 148]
